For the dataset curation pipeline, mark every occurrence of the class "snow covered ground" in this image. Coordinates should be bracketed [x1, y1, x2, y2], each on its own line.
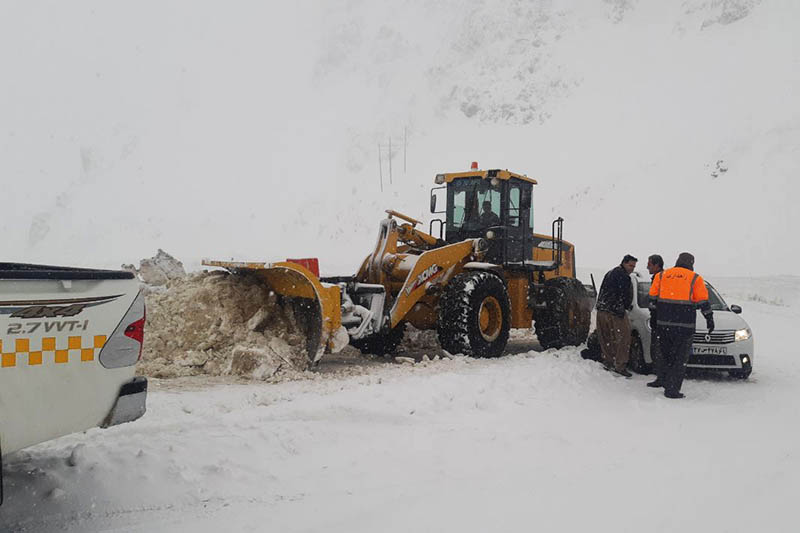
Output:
[1, 277, 797, 532]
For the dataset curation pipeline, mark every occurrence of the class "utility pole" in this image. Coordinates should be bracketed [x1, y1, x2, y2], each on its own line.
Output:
[388, 137, 393, 184]
[378, 144, 383, 192]
[404, 127, 407, 174]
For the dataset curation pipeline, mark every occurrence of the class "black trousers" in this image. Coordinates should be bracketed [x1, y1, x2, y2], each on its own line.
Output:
[658, 327, 693, 394]
[651, 327, 663, 380]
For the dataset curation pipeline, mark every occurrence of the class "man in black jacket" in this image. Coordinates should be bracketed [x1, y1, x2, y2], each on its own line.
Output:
[595, 254, 637, 377]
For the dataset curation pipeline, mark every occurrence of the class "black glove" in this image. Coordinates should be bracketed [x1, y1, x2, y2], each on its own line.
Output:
[649, 313, 657, 329]
[705, 316, 715, 334]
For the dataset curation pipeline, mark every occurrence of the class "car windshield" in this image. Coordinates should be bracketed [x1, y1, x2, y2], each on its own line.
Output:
[637, 280, 728, 311]
[706, 283, 728, 311]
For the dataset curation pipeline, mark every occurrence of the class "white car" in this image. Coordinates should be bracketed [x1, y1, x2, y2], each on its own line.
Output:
[627, 273, 754, 379]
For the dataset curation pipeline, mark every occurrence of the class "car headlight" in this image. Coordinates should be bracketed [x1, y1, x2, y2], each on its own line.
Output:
[486, 230, 495, 239]
[735, 328, 751, 342]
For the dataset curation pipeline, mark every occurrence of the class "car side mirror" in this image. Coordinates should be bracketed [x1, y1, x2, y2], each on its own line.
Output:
[430, 194, 437, 213]
[730, 304, 742, 314]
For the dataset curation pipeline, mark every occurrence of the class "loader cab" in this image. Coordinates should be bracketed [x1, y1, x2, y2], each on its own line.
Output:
[431, 169, 535, 266]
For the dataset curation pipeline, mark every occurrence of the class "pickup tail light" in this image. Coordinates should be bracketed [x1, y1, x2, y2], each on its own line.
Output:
[124, 314, 146, 360]
[99, 290, 146, 368]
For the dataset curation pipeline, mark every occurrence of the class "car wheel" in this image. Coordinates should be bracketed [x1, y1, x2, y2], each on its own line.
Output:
[628, 333, 650, 374]
[581, 330, 602, 361]
[729, 368, 752, 379]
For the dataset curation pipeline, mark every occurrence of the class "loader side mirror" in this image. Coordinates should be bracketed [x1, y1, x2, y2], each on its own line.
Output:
[430, 194, 437, 213]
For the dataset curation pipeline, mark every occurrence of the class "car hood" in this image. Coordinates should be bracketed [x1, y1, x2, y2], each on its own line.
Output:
[695, 310, 749, 333]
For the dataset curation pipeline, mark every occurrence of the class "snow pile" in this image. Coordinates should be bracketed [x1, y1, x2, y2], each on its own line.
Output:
[122, 249, 186, 286]
[139, 271, 310, 380]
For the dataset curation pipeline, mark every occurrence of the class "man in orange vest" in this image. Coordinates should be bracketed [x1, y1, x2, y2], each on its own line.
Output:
[645, 254, 665, 388]
[648, 252, 714, 399]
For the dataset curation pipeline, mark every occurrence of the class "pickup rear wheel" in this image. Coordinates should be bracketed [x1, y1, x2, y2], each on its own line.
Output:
[437, 271, 510, 358]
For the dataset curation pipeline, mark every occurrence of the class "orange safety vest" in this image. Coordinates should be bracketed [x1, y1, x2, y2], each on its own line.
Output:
[649, 267, 710, 329]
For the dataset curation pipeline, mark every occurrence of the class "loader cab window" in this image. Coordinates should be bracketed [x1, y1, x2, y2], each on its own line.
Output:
[508, 186, 520, 227]
[452, 190, 467, 228]
[527, 189, 534, 231]
[447, 178, 502, 233]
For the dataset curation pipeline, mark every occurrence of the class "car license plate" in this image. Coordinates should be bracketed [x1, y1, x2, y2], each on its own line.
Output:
[692, 345, 728, 355]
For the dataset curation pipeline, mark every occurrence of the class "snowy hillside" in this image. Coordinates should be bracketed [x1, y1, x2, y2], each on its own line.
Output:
[1, 0, 797, 277]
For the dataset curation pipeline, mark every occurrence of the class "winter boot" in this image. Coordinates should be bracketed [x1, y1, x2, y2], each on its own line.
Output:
[613, 368, 633, 378]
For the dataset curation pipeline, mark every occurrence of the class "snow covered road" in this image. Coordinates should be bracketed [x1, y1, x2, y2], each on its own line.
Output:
[2, 279, 798, 532]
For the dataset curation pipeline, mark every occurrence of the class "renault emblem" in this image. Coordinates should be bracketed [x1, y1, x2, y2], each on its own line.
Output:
[705, 334, 711, 342]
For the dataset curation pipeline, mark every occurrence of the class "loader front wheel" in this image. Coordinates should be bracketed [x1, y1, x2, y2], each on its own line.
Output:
[534, 277, 592, 350]
[351, 323, 406, 356]
[437, 271, 510, 358]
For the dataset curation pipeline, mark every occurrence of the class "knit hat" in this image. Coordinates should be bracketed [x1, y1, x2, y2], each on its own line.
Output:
[676, 252, 695, 271]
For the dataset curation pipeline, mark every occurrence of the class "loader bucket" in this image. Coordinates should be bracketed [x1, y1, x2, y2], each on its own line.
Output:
[202, 260, 343, 363]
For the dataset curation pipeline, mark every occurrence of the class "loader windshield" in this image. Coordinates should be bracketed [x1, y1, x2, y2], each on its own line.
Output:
[447, 178, 502, 235]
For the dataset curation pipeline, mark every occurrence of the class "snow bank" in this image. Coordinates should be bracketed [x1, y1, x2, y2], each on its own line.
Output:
[139, 271, 310, 380]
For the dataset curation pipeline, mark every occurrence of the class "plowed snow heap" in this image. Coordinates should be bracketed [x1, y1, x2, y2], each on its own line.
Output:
[140, 271, 310, 380]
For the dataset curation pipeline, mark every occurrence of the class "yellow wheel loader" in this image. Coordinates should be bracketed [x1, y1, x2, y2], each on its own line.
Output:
[204, 167, 593, 363]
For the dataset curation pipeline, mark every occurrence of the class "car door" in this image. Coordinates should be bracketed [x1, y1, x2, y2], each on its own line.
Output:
[629, 274, 653, 363]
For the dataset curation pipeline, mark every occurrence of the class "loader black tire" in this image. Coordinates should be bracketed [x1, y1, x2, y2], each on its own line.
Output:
[437, 271, 510, 358]
[351, 323, 406, 356]
[534, 277, 591, 350]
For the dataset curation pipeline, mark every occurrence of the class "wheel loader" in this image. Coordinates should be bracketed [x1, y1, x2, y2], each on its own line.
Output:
[203, 166, 593, 363]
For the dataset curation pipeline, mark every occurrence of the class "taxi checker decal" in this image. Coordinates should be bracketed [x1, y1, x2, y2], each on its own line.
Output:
[0, 294, 124, 318]
[405, 264, 443, 296]
[0, 335, 107, 368]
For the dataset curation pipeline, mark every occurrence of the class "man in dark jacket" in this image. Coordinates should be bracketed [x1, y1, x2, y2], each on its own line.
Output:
[595, 254, 637, 377]
[645, 254, 665, 388]
[648, 252, 714, 399]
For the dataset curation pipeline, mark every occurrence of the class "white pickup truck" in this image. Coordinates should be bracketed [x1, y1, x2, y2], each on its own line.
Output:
[0, 262, 147, 503]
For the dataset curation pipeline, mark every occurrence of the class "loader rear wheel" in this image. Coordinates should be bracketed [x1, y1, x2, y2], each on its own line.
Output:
[534, 277, 591, 350]
[437, 271, 510, 358]
[351, 323, 406, 356]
